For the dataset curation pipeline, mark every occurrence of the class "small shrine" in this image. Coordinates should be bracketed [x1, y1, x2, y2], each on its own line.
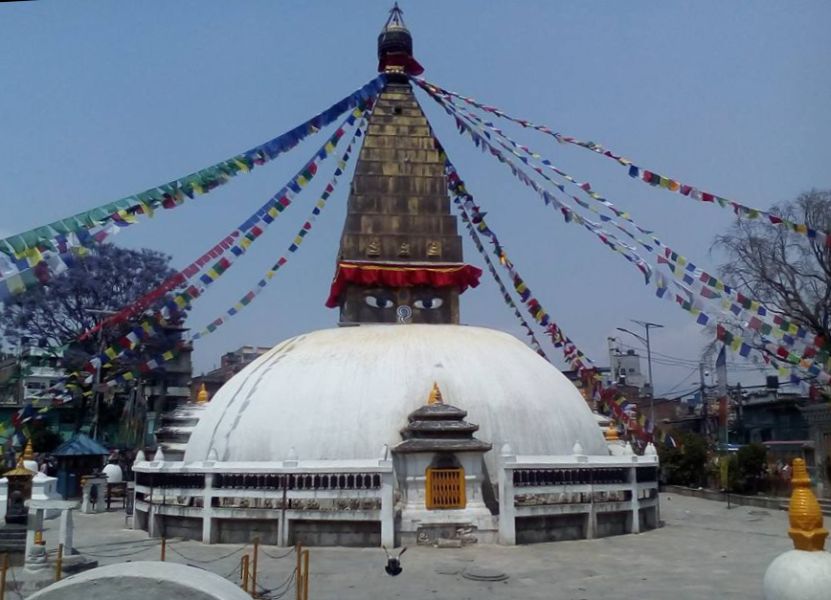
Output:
[393, 383, 495, 544]
[2, 440, 37, 524]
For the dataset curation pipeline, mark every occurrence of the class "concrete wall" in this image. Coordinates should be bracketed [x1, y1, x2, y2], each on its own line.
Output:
[289, 520, 380, 547]
[216, 518, 280, 545]
[515, 514, 586, 544]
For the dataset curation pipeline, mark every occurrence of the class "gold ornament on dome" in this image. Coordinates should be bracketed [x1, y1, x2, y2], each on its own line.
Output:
[787, 458, 828, 551]
[427, 382, 443, 405]
[427, 240, 441, 258]
[196, 383, 209, 404]
[605, 423, 620, 442]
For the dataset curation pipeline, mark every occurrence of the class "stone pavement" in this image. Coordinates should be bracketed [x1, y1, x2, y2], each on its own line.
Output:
[19, 493, 790, 599]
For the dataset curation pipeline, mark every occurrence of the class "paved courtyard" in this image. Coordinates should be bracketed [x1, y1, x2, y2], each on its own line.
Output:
[24, 493, 790, 599]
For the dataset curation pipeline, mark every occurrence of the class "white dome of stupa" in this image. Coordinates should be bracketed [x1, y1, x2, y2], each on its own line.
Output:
[184, 324, 607, 474]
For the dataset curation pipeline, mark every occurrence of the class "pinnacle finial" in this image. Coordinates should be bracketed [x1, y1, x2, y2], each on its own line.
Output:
[22, 439, 34, 461]
[604, 422, 620, 442]
[787, 458, 828, 551]
[196, 383, 209, 404]
[427, 382, 443, 405]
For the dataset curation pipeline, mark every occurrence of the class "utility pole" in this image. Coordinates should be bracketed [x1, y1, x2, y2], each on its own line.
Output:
[617, 320, 663, 425]
[699, 362, 708, 440]
[83, 308, 117, 441]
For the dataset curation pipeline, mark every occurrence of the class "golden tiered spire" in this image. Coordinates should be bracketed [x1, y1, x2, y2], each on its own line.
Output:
[427, 382, 443, 405]
[604, 422, 620, 442]
[22, 439, 34, 462]
[196, 383, 209, 404]
[787, 458, 828, 551]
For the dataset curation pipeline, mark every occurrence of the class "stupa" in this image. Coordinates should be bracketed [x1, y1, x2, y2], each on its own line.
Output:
[133, 5, 660, 547]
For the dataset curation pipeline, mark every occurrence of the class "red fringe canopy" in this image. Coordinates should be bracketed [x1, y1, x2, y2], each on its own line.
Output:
[326, 262, 482, 308]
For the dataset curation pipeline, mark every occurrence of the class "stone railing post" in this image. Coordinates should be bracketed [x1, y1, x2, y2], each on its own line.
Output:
[0, 478, 8, 523]
[629, 461, 640, 534]
[498, 443, 516, 545]
[202, 473, 214, 544]
[380, 469, 395, 548]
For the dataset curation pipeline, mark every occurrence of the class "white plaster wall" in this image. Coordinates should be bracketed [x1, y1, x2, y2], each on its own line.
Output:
[28, 561, 250, 600]
[185, 325, 607, 477]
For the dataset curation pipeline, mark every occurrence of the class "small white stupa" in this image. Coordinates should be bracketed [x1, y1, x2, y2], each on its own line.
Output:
[763, 458, 831, 600]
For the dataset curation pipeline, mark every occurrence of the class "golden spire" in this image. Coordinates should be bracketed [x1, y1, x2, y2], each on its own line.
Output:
[787, 458, 828, 551]
[22, 439, 34, 462]
[196, 383, 209, 404]
[427, 382, 443, 405]
[604, 422, 620, 442]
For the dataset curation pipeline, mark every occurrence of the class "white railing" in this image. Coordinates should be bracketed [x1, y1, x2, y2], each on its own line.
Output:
[497, 447, 660, 544]
[133, 456, 395, 546]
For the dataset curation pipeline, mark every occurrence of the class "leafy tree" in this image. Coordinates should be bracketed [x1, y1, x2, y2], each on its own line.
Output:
[658, 432, 710, 487]
[1, 244, 175, 350]
[726, 443, 768, 494]
[713, 190, 831, 363]
[0, 244, 182, 433]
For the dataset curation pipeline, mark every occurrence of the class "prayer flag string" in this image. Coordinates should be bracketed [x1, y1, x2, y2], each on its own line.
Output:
[442, 153, 594, 373]
[418, 80, 830, 367]
[0, 75, 388, 298]
[412, 77, 829, 250]
[81, 105, 369, 341]
[190, 113, 369, 341]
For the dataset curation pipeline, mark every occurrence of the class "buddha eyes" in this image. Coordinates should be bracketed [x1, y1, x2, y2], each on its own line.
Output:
[363, 295, 443, 310]
[413, 298, 443, 310]
[365, 295, 394, 309]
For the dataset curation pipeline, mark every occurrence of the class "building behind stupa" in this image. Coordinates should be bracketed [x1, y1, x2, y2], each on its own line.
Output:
[133, 5, 659, 547]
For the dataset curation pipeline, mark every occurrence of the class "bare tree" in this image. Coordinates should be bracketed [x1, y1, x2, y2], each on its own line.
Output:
[714, 189, 831, 347]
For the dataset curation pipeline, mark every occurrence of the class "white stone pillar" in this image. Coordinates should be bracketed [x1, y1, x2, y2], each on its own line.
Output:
[497, 444, 516, 545]
[81, 479, 93, 514]
[629, 463, 640, 534]
[25, 507, 47, 571]
[59, 508, 74, 551]
[94, 479, 107, 513]
[380, 470, 395, 548]
[202, 473, 214, 544]
[0, 478, 8, 523]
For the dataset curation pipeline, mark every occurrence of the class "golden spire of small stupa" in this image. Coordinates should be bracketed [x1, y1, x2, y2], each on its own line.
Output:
[605, 422, 620, 442]
[22, 439, 34, 462]
[788, 458, 828, 551]
[196, 383, 209, 404]
[427, 382, 443, 405]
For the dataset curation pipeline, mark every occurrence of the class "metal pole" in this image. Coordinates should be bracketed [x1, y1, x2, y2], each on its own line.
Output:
[295, 544, 302, 600]
[1, 553, 7, 600]
[55, 543, 63, 582]
[160, 537, 166, 561]
[645, 324, 654, 424]
[301, 549, 310, 600]
[241, 554, 250, 592]
[251, 537, 259, 599]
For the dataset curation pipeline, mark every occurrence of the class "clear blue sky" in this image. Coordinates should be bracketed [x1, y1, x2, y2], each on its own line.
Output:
[1, 1, 829, 397]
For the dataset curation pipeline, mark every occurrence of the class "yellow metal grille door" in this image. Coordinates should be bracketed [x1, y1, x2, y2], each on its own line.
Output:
[425, 467, 466, 509]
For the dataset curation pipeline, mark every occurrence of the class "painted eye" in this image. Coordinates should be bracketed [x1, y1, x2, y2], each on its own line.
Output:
[413, 298, 443, 310]
[365, 295, 394, 309]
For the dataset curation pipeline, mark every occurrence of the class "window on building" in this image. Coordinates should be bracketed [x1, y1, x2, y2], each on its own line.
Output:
[425, 467, 465, 509]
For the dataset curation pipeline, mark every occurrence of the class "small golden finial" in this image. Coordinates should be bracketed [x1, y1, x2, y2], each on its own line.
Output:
[196, 383, 209, 404]
[427, 382, 443, 405]
[788, 458, 828, 551]
[22, 439, 34, 462]
[604, 422, 620, 442]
